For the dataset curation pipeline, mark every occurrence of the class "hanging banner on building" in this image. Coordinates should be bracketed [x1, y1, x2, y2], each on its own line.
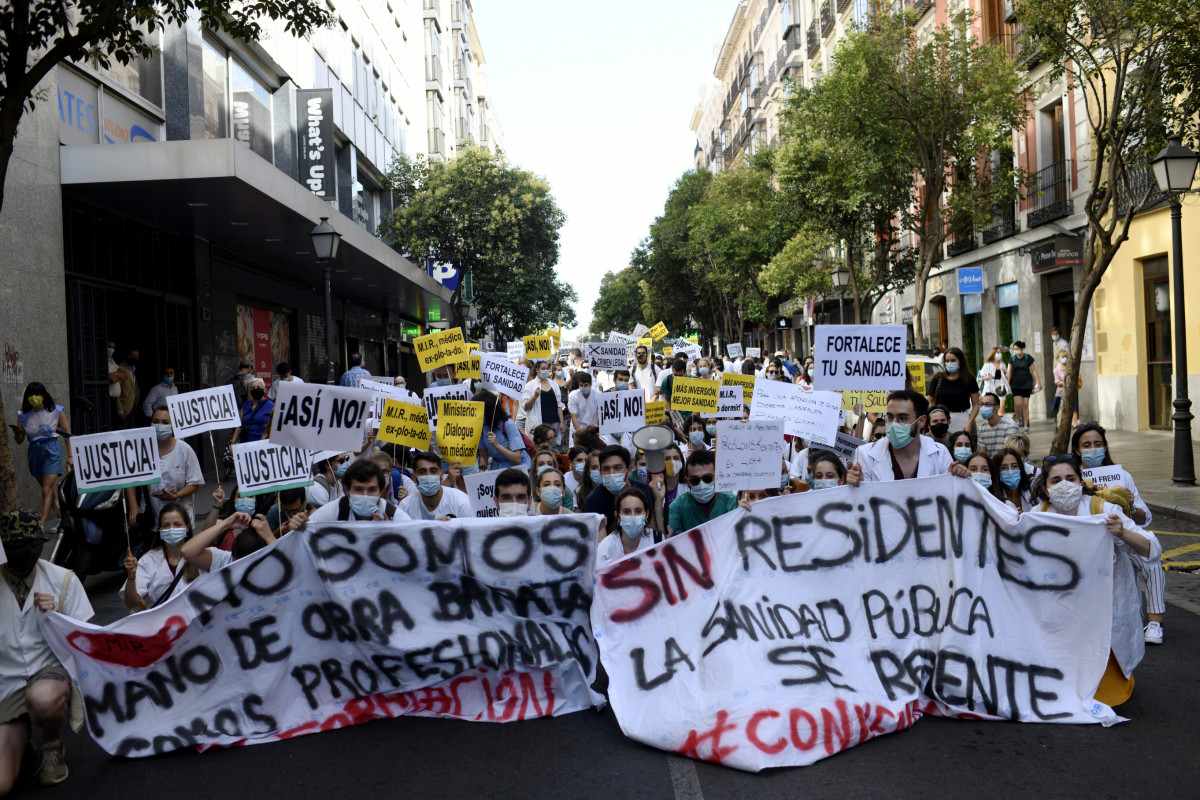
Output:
[670, 377, 720, 413]
[44, 516, 606, 757]
[69, 429, 161, 494]
[714, 419, 785, 492]
[591, 475, 1121, 773]
[587, 343, 627, 372]
[463, 468, 505, 518]
[296, 88, 336, 201]
[270, 383, 371, 452]
[237, 305, 290, 389]
[523, 335, 553, 361]
[598, 390, 646, 436]
[435, 400, 485, 464]
[232, 441, 313, 496]
[749, 380, 840, 445]
[167, 386, 241, 438]
[813, 325, 907, 392]
[376, 400, 430, 449]
[423, 383, 470, 431]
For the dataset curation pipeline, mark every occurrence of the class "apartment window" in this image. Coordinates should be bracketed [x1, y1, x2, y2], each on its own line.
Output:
[95, 24, 162, 107]
[201, 38, 228, 139]
[853, 0, 871, 28]
[741, 86, 748, 115]
[782, 0, 791, 30]
[750, 64, 757, 94]
[230, 59, 272, 161]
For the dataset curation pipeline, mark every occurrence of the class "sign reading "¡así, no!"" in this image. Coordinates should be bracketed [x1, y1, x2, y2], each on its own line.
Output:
[590, 474, 1122, 773]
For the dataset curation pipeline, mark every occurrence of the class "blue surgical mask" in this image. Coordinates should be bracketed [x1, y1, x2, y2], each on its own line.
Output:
[334, 460, 349, 477]
[619, 515, 646, 539]
[556, 370, 565, 379]
[946, 362, 959, 374]
[636, 467, 647, 482]
[159, 527, 188, 546]
[590, 469, 602, 485]
[689, 431, 705, 446]
[539, 370, 550, 379]
[1059, 357, 1067, 365]
[690, 480, 716, 503]
[980, 406, 995, 420]
[1081, 447, 1106, 468]
[812, 478, 840, 490]
[417, 475, 442, 496]
[461, 464, 479, 476]
[581, 387, 592, 397]
[153, 423, 173, 441]
[537, 464, 552, 476]
[953, 446, 972, 463]
[699, 367, 710, 376]
[164, 376, 175, 385]
[540, 486, 563, 509]
[349, 494, 380, 518]
[705, 424, 716, 436]
[106, 347, 115, 358]
[886, 421, 915, 450]
[434, 378, 452, 387]
[234, 498, 256, 514]
[602, 473, 626, 493]
[615, 381, 629, 391]
[1000, 469, 1021, 489]
[971, 472, 993, 488]
[573, 463, 585, 475]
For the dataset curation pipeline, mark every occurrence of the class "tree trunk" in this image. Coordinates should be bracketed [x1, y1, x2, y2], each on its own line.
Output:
[911, 242, 935, 349]
[1051, 236, 1105, 454]
[846, 246, 863, 323]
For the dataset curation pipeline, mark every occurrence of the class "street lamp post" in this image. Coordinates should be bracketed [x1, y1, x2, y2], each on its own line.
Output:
[1151, 135, 1200, 485]
[832, 265, 850, 325]
[309, 217, 342, 385]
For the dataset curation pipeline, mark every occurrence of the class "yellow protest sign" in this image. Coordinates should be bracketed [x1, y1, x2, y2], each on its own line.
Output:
[376, 400, 431, 448]
[670, 377, 720, 413]
[906, 362, 926, 395]
[415, 327, 468, 372]
[543, 328, 561, 348]
[721, 373, 756, 406]
[645, 401, 667, 427]
[663, 346, 673, 358]
[524, 334, 553, 360]
[457, 354, 482, 381]
[414, 330, 445, 372]
[436, 400, 485, 464]
[637, 337, 654, 348]
[840, 390, 889, 413]
[648, 322, 669, 341]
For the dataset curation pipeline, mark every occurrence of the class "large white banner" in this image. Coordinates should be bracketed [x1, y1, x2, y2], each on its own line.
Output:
[167, 386, 240, 438]
[69, 429, 161, 494]
[749, 380, 841, 445]
[813, 325, 907, 392]
[591, 475, 1121, 772]
[270, 383, 372, 452]
[44, 516, 606, 757]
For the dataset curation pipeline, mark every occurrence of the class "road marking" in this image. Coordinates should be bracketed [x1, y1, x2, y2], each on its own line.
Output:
[667, 755, 705, 800]
[1161, 542, 1200, 560]
[1165, 560, 1200, 571]
[1153, 530, 1200, 538]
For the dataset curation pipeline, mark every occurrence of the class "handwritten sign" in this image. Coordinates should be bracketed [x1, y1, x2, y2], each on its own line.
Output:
[587, 342, 628, 371]
[480, 352, 530, 401]
[423, 383, 470, 430]
[648, 322, 668, 341]
[631, 323, 650, 339]
[749, 380, 840, 445]
[829, 431, 865, 465]
[598, 389, 646, 435]
[714, 419, 785, 492]
[703, 386, 743, 420]
[644, 401, 666, 427]
[436, 400, 484, 464]
[727, 343, 744, 359]
[670, 377, 720, 413]
[663, 347, 673, 358]
[463, 469, 505, 518]
[270, 383, 371, 452]
[166, 386, 240, 437]
[506, 341, 525, 362]
[720, 373, 756, 406]
[813, 324, 906, 392]
[840, 389, 889, 413]
[376, 400, 431, 449]
[69, 429, 161, 494]
[674, 341, 701, 361]
[637, 337, 654, 348]
[524, 335, 553, 360]
[746, 347, 761, 359]
[232, 441, 313, 496]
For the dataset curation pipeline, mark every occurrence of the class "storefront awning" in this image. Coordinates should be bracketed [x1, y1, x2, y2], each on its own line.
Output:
[59, 139, 454, 324]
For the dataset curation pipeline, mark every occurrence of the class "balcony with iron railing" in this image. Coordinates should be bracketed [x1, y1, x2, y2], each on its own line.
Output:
[911, 0, 932, 15]
[981, 203, 1020, 243]
[821, 0, 835, 36]
[1015, 22, 1042, 70]
[987, 28, 1016, 60]
[1115, 166, 1171, 218]
[1028, 160, 1073, 228]
[946, 223, 977, 257]
[808, 21, 820, 57]
[838, 0, 853, 11]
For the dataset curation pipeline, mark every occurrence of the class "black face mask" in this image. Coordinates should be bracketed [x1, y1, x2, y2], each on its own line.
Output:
[250, 388, 265, 400]
[3, 541, 42, 577]
[930, 422, 950, 438]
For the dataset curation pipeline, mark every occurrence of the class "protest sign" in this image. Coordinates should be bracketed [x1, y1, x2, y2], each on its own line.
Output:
[648, 321, 668, 341]
[524, 335, 553, 360]
[670, 377, 720, 413]
[376, 400, 431, 449]
[232, 441, 313, 496]
[591, 475, 1121, 772]
[438, 327, 467, 368]
[166, 386, 240, 438]
[423, 383, 470, 430]
[480, 352, 530, 401]
[746, 347, 761, 359]
[270, 383, 371, 452]
[813, 325, 907, 392]
[355, 374, 396, 389]
[703, 386, 743, 420]
[456, 352, 482, 381]
[587, 342, 627, 371]
[45, 516, 606, 757]
[720, 373, 756, 406]
[360, 380, 420, 426]
[714, 419, 784, 492]
[663, 347, 673, 358]
[599, 390, 646, 435]
[674, 341, 701, 361]
[436, 400, 484, 464]
[463, 468, 505, 518]
[727, 343, 744, 359]
[907, 361, 927, 395]
[608, 331, 636, 346]
[631, 323, 650, 339]
[414, 327, 468, 372]
[644, 401, 667, 427]
[840, 390, 889, 413]
[69, 429, 160, 494]
[829, 431, 865, 464]
[1082, 464, 1125, 489]
[637, 337, 654, 348]
[749, 380, 840, 445]
[506, 341, 525, 362]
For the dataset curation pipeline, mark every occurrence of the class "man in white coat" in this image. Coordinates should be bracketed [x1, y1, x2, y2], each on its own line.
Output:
[847, 390, 968, 484]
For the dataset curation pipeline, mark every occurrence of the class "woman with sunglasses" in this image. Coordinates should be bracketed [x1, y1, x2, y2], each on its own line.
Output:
[1033, 454, 1159, 705]
[1071, 422, 1163, 643]
[994, 447, 1034, 512]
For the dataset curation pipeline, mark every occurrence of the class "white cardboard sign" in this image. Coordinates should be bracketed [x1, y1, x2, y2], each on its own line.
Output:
[587, 342, 628, 371]
[423, 383, 471, 430]
[749, 379, 841, 445]
[714, 419, 786, 492]
[702, 386, 744, 420]
[166, 386, 240, 438]
[598, 390, 646, 435]
[232, 440, 314, 496]
[746, 347, 761, 359]
[270, 382, 372, 452]
[69, 428, 161, 494]
[506, 341, 525, 363]
[813, 324, 907, 392]
[480, 352, 529, 401]
[727, 343, 744, 359]
[462, 468, 506, 518]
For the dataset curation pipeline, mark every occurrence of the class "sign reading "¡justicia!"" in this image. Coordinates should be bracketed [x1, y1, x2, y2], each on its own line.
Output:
[296, 88, 336, 202]
[69, 429, 161, 494]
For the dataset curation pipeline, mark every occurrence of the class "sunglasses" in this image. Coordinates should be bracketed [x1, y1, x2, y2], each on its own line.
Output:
[1043, 453, 1078, 468]
[687, 475, 715, 487]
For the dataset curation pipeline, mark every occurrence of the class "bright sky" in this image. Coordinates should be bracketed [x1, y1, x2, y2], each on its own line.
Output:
[470, 0, 734, 338]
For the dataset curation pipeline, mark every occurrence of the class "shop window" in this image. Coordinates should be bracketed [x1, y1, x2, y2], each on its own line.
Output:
[230, 59, 273, 161]
[94, 24, 162, 108]
[202, 39, 228, 140]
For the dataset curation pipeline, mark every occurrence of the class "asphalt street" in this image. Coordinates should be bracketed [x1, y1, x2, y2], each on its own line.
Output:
[10, 516, 1200, 800]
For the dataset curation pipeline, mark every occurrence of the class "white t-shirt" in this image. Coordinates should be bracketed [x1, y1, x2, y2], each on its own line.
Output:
[150, 440, 204, 524]
[268, 375, 305, 401]
[568, 388, 600, 429]
[597, 531, 656, 563]
[631, 363, 659, 400]
[307, 496, 409, 522]
[120, 547, 233, 607]
[400, 486, 472, 520]
[307, 476, 343, 507]
[108, 357, 122, 398]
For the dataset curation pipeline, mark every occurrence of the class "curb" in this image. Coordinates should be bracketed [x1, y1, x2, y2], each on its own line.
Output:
[1146, 500, 1200, 525]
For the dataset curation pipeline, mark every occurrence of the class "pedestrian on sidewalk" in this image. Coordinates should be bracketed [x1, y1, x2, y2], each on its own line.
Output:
[1006, 341, 1042, 432]
[339, 352, 370, 387]
[926, 347, 980, 434]
[1052, 348, 1080, 428]
[115, 348, 141, 428]
[8, 383, 70, 527]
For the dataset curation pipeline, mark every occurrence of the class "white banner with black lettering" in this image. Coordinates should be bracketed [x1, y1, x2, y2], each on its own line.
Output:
[592, 475, 1121, 773]
[167, 386, 241, 438]
[598, 390, 646, 435]
[43, 515, 606, 757]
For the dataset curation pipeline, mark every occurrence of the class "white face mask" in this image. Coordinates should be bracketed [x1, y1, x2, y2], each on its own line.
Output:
[498, 502, 528, 517]
[1047, 480, 1083, 511]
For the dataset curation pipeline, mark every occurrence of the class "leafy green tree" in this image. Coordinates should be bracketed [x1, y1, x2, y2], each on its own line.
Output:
[380, 147, 576, 344]
[0, 0, 332, 513]
[589, 268, 645, 337]
[1018, 0, 1200, 451]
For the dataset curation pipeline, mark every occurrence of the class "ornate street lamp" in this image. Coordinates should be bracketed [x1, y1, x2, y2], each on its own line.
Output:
[831, 264, 850, 325]
[309, 217, 342, 384]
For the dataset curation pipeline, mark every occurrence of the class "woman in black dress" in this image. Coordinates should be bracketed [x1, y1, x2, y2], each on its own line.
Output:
[1005, 340, 1042, 432]
[925, 347, 980, 433]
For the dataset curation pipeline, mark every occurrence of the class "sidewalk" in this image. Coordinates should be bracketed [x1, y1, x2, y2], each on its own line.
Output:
[1026, 420, 1200, 522]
